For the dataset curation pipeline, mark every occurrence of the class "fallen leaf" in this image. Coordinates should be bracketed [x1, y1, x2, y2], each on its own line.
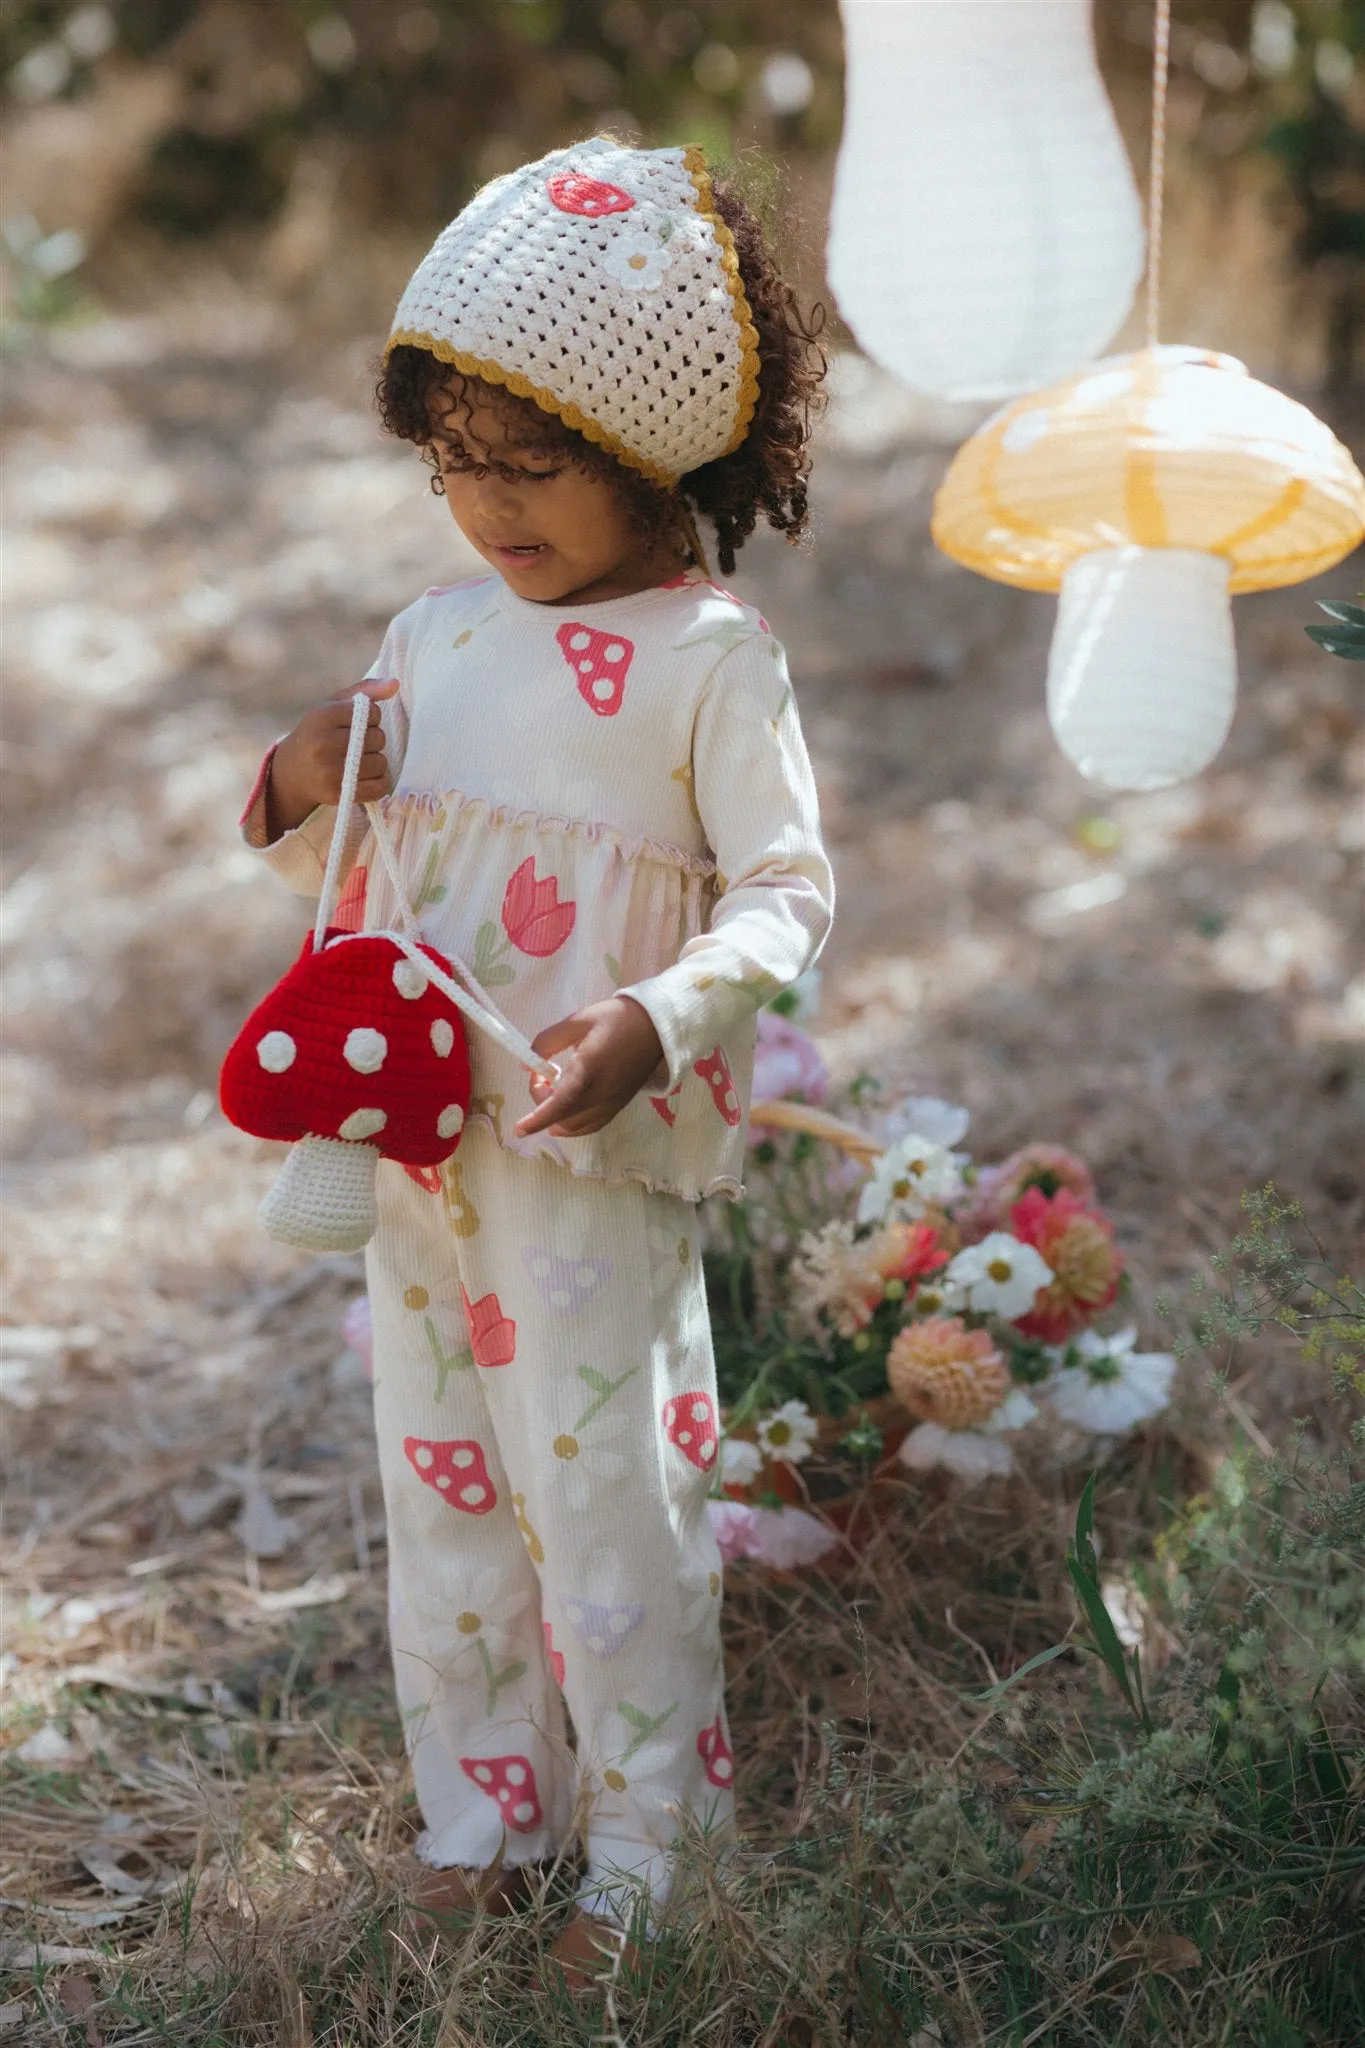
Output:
[75, 1841, 158, 1898]
[1016, 1814, 1059, 1880]
[255, 1573, 355, 1613]
[57, 1972, 98, 2015]
[0, 1938, 105, 1967]
[0, 2003, 25, 2033]
[1110, 1922, 1201, 1972]
[15, 1722, 77, 1765]
[1147, 1932, 1201, 1973]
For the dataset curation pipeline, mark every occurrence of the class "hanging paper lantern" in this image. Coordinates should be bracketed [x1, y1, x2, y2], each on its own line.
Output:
[827, 0, 1144, 402]
[932, 345, 1365, 789]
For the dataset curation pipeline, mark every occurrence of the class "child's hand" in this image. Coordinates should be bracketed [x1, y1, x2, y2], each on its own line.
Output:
[514, 997, 665, 1139]
[265, 678, 400, 839]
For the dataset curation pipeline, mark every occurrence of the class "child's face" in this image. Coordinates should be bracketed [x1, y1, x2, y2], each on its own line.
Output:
[430, 387, 678, 605]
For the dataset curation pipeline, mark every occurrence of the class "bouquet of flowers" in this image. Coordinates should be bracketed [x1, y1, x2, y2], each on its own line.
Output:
[706, 980, 1176, 1570]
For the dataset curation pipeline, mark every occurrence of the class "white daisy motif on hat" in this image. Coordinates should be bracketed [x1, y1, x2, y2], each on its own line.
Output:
[601, 224, 674, 292]
[387, 137, 760, 486]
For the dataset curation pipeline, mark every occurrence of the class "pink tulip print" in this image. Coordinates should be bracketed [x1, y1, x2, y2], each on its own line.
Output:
[460, 1284, 517, 1367]
[501, 856, 576, 957]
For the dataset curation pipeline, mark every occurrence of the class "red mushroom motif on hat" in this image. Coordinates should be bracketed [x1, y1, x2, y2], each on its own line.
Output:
[546, 170, 635, 219]
[219, 931, 472, 1253]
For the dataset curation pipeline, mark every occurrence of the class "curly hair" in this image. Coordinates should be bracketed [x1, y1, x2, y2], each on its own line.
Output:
[375, 177, 826, 576]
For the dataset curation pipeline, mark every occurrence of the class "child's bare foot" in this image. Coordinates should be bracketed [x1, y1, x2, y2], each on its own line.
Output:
[408, 1859, 534, 1932]
[546, 1911, 644, 1994]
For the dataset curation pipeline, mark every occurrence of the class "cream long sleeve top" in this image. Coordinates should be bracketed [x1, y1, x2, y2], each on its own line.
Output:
[241, 569, 834, 1203]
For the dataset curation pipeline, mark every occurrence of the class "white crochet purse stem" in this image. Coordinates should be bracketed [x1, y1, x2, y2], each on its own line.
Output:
[316, 692, 557, 1081]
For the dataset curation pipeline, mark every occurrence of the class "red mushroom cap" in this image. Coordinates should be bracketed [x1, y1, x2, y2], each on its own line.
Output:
[220, 929, 472, 1166]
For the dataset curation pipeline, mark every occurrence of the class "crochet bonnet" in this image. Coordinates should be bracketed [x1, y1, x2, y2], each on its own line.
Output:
[387, 138, 761, 487]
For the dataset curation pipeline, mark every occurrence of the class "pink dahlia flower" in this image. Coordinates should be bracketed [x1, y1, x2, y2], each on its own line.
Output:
[1009, 1188, 1122, 1343]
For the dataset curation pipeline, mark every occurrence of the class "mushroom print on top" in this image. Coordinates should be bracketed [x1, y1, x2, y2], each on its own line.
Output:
[242, 570, 834, 1205]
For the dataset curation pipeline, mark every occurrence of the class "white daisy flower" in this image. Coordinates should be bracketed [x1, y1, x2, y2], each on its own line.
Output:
[981, 1388, 1039, 1433]
[857, 1132, 963, 1225]
[719, 1437, 763, 1486]
[756, 1399, 818, 1465]
[945, 1233, 1053, 1319]
[905, 1273, 967, 1316]
[897, 1422, 1014, 1483]
[880, 1096, 971, 1150]
[1044, 1327, 1176, 1433]
[601, 227, 673, 291]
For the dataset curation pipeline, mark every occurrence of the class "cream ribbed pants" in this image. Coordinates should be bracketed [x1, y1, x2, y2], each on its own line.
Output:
[368, 1123, 734, 1920]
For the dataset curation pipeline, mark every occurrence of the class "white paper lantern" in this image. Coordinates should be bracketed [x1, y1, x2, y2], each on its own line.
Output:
[827, 0, 1144, 401]
[1047, 548, 1235, 789]
[932, 344, 1365, 791]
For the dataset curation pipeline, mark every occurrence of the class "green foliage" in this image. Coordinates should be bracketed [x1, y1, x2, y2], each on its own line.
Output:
[1306, 597, 1365, 660]
[1166, 1181, 1365, 1400]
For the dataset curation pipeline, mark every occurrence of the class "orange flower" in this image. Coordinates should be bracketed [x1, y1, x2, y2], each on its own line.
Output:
[996, 1144, 1096, 1211]
[887, 1317, 1010, 1429]
[1008, 1188, 1121, 1343]
[876, 1218, 950, 1287]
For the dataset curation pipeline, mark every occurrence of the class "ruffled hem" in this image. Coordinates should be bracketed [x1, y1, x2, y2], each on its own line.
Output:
[381, 788, 716, 879]
[466, 1109, 743, 1205]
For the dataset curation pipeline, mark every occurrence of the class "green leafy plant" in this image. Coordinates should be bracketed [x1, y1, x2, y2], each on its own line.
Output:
[1305, 595, 1365, 660]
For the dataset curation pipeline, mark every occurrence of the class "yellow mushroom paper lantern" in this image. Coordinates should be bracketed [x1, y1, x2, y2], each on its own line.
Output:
[932, 345, 1365, 789]
[827, 0, 1144, 401]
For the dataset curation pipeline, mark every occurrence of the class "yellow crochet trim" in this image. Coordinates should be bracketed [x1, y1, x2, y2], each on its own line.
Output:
[683, 144, 762, 457]
[384, 333, 678, 488]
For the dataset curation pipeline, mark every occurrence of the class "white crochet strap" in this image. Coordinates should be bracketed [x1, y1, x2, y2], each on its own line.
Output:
[314, 692, 557, 1081]
[312, 692, 372, 949]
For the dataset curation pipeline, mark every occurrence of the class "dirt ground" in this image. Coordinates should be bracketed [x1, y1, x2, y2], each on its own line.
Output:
[1, 250, 1362, 2008]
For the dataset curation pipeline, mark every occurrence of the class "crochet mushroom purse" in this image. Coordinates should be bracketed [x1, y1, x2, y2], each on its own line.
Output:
[220, 694, 558, 1253]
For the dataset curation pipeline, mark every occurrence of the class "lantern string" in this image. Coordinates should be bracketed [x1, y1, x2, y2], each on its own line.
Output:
[1145, 0, 1173, 348]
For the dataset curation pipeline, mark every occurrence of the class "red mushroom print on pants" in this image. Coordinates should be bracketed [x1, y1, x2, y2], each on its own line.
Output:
[460, 1285, 516, 1367]
[219, 932, 472, 1251]
[694, 1045, 741, 1127]
[555, 623, 634, 716]
[459, 1754, 544, 1833]
[543, 1622, 566, 1688]
[546, 171, 635, 218]
[696, 1714, 734, 1789]
[662, 1392, 718, 1471]
[403, 1437, 497, 1514]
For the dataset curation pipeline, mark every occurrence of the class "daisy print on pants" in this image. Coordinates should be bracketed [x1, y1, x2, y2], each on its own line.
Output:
[551, 1364, 639, 1511]
[647, 1217, 692, 1300]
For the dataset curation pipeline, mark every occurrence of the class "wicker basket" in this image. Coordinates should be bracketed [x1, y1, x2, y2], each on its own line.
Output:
[747, 1097, 885, 1165]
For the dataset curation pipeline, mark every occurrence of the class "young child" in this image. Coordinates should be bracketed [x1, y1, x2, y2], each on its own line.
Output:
[242, 138, 833, 1973]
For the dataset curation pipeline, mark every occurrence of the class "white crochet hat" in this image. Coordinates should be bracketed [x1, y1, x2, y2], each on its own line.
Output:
[387, 138, 761, 488]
